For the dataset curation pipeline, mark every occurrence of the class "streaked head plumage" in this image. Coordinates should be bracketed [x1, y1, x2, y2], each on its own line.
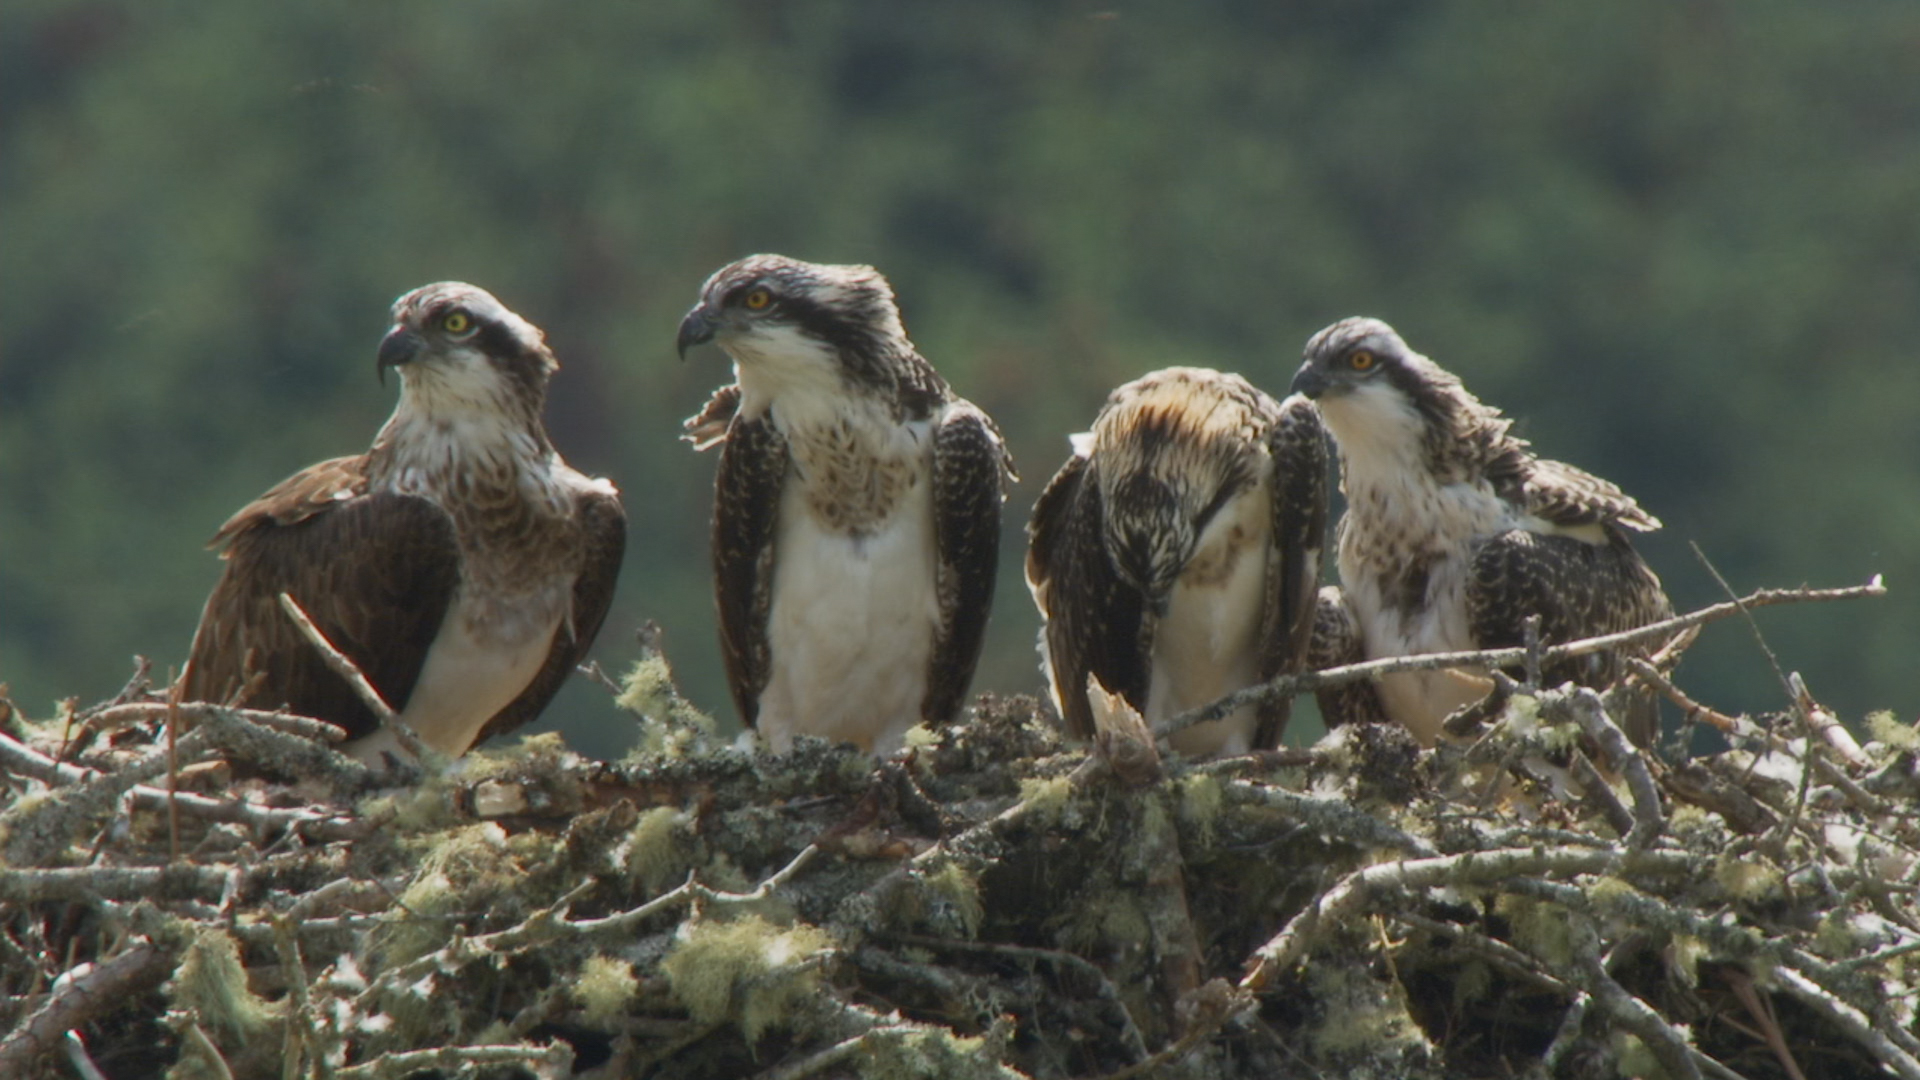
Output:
[676, 254, 908, 371]
[378, 282, 556, 399]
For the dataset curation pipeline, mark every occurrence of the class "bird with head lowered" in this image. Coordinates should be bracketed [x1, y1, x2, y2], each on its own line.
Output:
[1026, 367, 1328, 757]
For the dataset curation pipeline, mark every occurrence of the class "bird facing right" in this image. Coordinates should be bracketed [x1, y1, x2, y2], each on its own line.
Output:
[1291, 317, 1672, 746]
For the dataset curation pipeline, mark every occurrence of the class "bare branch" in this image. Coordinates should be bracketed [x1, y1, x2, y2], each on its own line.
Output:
[0, 941, 175, 1076]
[1165, 577, 1886, 737]
[277, 591, 428, 759]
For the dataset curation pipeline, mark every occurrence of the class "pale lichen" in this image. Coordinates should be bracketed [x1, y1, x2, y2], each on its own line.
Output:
[1017, 774, 1075, 829]
[1177, 772, 1224, 845]
[921, 859, 984, 939]
[625, 805, 692, 894]
[574, 954, 640, 1026]
[1713, 852, 1780, 902]
[659, 913, 832, 1041]
[167, 927, 284, 1043]
[617, 653, 717, 759]
[1867, 710, 1920, 754]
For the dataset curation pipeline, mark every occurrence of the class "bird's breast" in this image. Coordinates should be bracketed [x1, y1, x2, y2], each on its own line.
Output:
[784, 414, 931, 535]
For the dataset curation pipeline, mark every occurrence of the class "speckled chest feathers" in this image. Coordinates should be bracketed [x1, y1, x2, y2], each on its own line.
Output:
[778, 397, 930, 536]
[368, 399, 583, 638]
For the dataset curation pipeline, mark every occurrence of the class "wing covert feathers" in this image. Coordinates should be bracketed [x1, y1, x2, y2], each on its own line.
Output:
[1026, 450, 1152, 739]
[473, 482, 628, 745]
[183, 480, 460, 741]
[710, 414, 787, 729]
[922, 405, 1013, 726]
[1308, 586, 1390, 729]
[1252, 395, 1331, 748]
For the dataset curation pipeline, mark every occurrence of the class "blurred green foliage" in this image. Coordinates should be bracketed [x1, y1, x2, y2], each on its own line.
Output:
[4, 1, 1916, 758]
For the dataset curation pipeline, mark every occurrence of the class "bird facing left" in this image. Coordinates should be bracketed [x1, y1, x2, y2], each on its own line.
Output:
[179, 282, 627, 763]
[678, 254, 1015, 755]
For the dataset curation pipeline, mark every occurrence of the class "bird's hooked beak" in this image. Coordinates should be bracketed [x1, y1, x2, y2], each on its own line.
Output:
[676, 302, 719, 360]
[377, 325, 426, 385]
[1289, 359, 1329, 400]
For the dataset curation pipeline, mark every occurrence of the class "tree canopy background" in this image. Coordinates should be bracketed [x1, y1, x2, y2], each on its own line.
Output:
[4, 1, 1916, 759]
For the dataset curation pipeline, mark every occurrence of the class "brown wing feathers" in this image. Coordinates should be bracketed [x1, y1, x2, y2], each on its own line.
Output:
[709, 414, 788, 729]
[923, 407, 1012, 726]
[1027, 452, 1153, 739]
[1252, 396, 1330, 748]
[183, 473, 460, 741]
[473, 484, 628, 745]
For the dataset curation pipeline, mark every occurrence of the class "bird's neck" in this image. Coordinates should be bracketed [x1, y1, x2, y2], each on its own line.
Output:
[366, 389, 558, 503]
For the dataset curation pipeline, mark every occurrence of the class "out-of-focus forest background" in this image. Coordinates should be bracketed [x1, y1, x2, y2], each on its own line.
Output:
[3, 2, 1915, 761]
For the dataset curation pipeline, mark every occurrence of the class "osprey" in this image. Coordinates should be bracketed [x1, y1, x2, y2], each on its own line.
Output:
[677, 254, 1014, 755]
[181, 282, 626, 762]
[1025, 368, 1328, 756]
[1292, 317, 1671, 745]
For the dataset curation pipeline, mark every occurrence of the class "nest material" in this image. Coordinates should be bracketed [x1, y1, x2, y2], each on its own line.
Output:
[2, 587, 1917, 1080]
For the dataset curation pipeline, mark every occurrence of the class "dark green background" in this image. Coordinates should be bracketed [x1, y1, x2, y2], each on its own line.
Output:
[5, 2, 1914, 758]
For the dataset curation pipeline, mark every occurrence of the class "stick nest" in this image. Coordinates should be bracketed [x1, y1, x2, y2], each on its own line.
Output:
[4, 599, 1918, 1080]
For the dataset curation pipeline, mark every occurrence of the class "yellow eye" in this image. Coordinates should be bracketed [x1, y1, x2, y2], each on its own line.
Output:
[442, 310, 473, 334]
[743, 288, 772, 311]
[1349, 349, 1377, 371]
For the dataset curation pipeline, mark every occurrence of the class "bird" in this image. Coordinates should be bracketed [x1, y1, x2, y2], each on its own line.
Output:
[676, 254, 1014, 755]
[181, 282, 626, 762]
[1025, 368, 1329, 757]
[1291, 317, 1671, 745]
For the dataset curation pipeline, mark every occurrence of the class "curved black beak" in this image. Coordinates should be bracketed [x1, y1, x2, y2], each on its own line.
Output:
[1289, 360, 1328, 399]
[377, 325, 425, 384]
[676, 303, 718, 360]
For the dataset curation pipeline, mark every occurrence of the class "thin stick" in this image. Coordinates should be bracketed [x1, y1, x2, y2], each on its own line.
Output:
[1164, 577, 1885, 738]
[1626, 658, 1740, 733]
[1772, 967, 1920, 1080]
[165, 667, 182, 863]
[87, 702, 347, 743]
[0, 940, 174, 1076]
[277, 592, 428, 759]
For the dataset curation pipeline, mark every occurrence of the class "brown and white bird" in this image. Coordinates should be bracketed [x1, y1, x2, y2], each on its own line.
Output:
[1025, 368, 1328, 756]
[181, 282, 626, 762]
[1291, 317, 1671, 745]
[677, 254, 1014, 755]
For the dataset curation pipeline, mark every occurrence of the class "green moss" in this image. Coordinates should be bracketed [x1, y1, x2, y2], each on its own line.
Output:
[617, 654, 717, 759]
[1670, 934, 1707, 988]
[860, 1026, 1017, 1079]
[1450, 959, 1492, 1011]
[902, 723, 941, 751]
[1612, 1032, 1660, 1078]
[1714, 853, 1779, 902]
[660, 913, 832, 1042]
[1496, 896, 1574, 973]
[1867, 710, 1920, 753]
[1177, 772, 1224, 845]
[1060, 892, 1149, 955]
[1502, 694, 1541, 735]
[922, 860, 984, 939]
[458, 731, 571, 782]
[355, 771, 461, 834]
[625, 806, 691, 894]
[574, 954, 640, 1027]
[167, 928, 283, 1043]
[1587, 876, 1640, 907]
[378, 823, 526, 965]
[1306, 956, 1428, 1059]
[1017, 775, 1075, 828]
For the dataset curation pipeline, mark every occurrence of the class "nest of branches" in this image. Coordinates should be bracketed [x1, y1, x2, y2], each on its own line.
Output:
[2, 578, 1915, 1080]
